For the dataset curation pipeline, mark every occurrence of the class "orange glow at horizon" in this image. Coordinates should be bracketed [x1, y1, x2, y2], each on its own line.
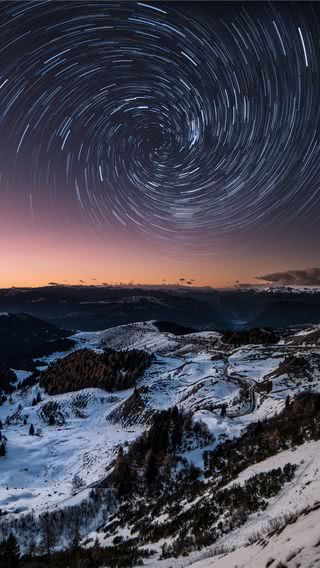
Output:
[1, 197, 319, 289]
[0, 228, 316, 290]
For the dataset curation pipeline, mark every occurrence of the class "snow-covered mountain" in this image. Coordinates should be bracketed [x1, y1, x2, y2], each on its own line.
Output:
[242, 285, 320, 294]
[1, 320, 320, 566]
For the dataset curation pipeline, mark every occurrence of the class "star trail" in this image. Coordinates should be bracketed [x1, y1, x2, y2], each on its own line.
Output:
[0, 1, 320, 286]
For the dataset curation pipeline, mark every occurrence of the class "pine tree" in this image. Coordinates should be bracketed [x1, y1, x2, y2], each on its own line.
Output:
[91, 537, 102, 564]
[25, 533, 36, 560]
[0, 539, 6, 564]
[36, 392, 41, 403]
[145, 449, 158, 485]
[39, 511, 57, 558]
[29, 424, 35, 436]
[220, 403, 227, 417]
[113, 447, 132, 496]
[71, 474, 84, 495]
[4, 533, 20, 568]
[69, 516, 81, 568]
[0, 442, 5, 457]
[171, 406, 183, 449]
[48, 414, 55, 426]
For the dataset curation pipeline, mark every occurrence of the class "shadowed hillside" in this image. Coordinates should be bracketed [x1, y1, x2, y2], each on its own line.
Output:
[0, 312, 73, 369]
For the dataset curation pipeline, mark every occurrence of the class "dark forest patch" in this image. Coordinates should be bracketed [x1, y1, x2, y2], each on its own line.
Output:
[39, 348, 152, 395]
[154, 321, 197, 335]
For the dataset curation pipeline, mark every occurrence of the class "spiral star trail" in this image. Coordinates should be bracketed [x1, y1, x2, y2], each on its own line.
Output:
[0, 1, 320, 286]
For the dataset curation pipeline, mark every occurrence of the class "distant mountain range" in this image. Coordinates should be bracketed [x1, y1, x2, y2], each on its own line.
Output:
[240, 285, 320, 294]
[0, 285, 320, 331]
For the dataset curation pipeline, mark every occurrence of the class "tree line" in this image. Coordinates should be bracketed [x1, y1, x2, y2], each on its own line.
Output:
[39, 348, 152, 395]
[223, 327, 279, 346]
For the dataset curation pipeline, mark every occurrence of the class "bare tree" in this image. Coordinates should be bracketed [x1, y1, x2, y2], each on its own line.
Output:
[39, 511, 57, 558]
[71, 474, 85, 496]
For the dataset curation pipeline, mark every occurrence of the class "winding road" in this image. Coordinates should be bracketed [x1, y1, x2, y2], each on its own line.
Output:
[224, 358, 258, 418]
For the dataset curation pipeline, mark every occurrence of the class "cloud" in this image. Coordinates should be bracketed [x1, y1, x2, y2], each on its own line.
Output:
[178, 277, 195, 285]
[48, 282, 63, 286]
[256, 267, 320, 286]
[234, 282, 258, 289]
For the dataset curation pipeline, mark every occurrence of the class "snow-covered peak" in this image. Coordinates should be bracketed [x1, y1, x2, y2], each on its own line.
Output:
[256, 286, 320, 294]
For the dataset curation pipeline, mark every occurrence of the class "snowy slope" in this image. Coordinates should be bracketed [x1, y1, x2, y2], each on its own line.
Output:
[0, 386, 143, 515]
[0, 351, 240, 517]
[1, 320, 320, 566]
[73, 320, 222, 356]
[185, 440, 320, 568]
[88, 437, 320, 568]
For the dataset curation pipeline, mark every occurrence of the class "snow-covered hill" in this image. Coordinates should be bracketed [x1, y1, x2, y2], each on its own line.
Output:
[73, 320, 222, 355]
[187, 439, 320, 568]
[0, 323, 230, 517]
[1, 320, 320, 565]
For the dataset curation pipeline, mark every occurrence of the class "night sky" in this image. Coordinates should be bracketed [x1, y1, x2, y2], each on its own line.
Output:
[0, 1, 320, 287]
